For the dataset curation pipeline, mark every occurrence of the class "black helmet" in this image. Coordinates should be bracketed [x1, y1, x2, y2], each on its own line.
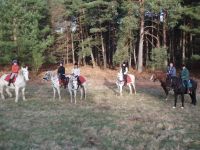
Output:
[59, 60, 64, 65]
[12, 60, 17, 64]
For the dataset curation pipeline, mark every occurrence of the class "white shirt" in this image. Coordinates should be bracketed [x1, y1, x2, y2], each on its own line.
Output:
[72, 68, 80, 76]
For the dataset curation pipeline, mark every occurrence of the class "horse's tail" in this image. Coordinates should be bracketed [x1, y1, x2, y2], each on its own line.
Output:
[82, 84, 86, 100]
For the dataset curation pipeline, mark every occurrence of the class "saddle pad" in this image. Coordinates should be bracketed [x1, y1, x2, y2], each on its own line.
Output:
[127, 75, 131, 84]
[79, 75, 86, 84]
[5, 74, 16, 83]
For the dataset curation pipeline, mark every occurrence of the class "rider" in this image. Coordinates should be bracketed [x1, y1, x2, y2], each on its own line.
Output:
[120, 62, 128, 83]
[167, 62, 176, 78]
[72, 63, 81, 85]
[181, 64, 191, 93]
[8, 60, 20, 86]
[57, 61, 66, 88]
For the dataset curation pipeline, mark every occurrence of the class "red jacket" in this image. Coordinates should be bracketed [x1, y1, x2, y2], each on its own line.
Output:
[12, 64, 20, 73]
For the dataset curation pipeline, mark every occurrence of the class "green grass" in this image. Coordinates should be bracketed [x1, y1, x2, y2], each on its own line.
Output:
[0, 83, 200, 149]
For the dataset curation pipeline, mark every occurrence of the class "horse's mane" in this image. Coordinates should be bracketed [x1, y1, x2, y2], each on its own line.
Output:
[154, 71, 167, 81]
[18, 69, 23, 76]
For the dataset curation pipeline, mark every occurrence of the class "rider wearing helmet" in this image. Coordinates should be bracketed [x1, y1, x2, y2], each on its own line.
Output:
[120, 62, 128, 82]
[57, 61, 66, 88]
[72, 63, 81, 85]
[8, 60, 20, 86]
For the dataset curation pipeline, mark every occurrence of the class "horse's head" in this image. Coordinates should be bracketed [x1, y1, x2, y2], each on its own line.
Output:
[150, 72, 167, 82]
[21, 66, 29, 81]
[69, 75, 79, 90]
[43, 71, 52, 81]
[117, 72, 123, 81]
[150, 74, 157, 82]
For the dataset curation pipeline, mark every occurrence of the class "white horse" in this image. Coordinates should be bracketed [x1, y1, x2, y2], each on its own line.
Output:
[67, 75, 86, 104]
[116, 73, 136, 96]
[43, 71, 61, 100]
[0, 67, 29, 102]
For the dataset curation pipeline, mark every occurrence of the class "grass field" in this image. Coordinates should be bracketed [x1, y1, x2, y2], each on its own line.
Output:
[0, 77, 200, 150]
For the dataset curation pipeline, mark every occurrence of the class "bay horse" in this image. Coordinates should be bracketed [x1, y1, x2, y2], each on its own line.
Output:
[0, 67, 29, 102]
[67, 75, 86, 104]
[166, 76, 197, 108]
[150, 72, 170, 100]
[116, 73, 136, 96]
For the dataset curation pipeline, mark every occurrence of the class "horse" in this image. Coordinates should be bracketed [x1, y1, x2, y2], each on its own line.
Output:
[116, 73, 136, 96]
[150, 72, 170, 100]
[166, 76, 197, 108]
[43, 71, 62, 100]
[0, 67, 29, 102]
[67, 75, 86, 104]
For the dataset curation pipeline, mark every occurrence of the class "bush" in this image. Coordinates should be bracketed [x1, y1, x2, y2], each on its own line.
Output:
[149, 47, 168, 71]
[191, 54, 200, 61]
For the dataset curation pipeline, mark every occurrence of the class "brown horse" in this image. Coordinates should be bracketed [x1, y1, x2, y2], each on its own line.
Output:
[150, 71, 170, 100]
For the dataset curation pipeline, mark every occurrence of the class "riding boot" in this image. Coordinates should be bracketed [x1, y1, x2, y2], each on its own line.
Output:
[8, 79, 12, 86]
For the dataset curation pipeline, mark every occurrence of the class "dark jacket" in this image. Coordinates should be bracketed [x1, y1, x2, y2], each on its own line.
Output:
[181, 68, 189, 81]
[167, 66, 176, 77]
[57, 66, 65, 78]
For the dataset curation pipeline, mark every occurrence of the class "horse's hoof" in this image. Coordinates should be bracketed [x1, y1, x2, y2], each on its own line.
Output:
[172, 106, 176, 109]
[181, 107, 184, 109]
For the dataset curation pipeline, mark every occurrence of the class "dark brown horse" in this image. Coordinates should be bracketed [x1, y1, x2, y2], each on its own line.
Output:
[150, 71, 170, 99]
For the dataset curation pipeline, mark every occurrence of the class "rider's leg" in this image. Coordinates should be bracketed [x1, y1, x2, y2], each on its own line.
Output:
[8, 73, 15, 86]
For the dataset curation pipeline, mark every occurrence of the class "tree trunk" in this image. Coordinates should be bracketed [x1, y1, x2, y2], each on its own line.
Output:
[71, 33, 75, 64]
[182, 31, 186, 63]
[88, 38, 95, 68]
[79, 16, 85, 66]
[137, 0, 145, 73]
[66, 31, 69, 64]
[101, 32, 106, 69]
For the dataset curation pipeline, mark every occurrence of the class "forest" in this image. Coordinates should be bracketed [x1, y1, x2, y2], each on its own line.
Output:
[0, 0, 200, 72]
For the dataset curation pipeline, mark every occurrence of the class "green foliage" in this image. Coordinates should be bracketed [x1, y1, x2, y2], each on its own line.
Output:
[113, 0, 139, 64]
[149, 47, 168, 70]
[180, 4, 200, 35]
[191, 54, 200, 61]
[78, 38, 93, 58]
[0, 0, 53, 71]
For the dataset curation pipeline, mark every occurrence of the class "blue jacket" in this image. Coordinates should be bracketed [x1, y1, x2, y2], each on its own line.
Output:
[167, 66, 176, 77]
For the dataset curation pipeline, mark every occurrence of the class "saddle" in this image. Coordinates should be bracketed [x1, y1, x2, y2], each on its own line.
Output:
[5, 74, 17, 83]
[59, 77, 69, 89]
[124, 75, 131, 85]
[79, 75, 86, 84]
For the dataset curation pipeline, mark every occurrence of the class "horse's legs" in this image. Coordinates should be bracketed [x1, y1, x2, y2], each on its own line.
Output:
[83, 86, 86, 100]
[0, 86, 5, 100]
[53, 87, 56, 100]
[132, 83, 136, 94]
[80, 86, 83, 100]
[22, 87, 26, 101]
[69, 90, 73, 103]
[181, 94, 184, 108]
[192, 91, 197, 105]
[189, 93, 194, 104]
[161, 82, 169, 99]
[74, 90, 77, 104]
[15, 87, 19, 103]
[6, 87, 12, 97]
[128, 84, 132, 94]
[119, 85, 123, 96]
[57, 87, 61, 100]
[173, 94, 178, 108]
